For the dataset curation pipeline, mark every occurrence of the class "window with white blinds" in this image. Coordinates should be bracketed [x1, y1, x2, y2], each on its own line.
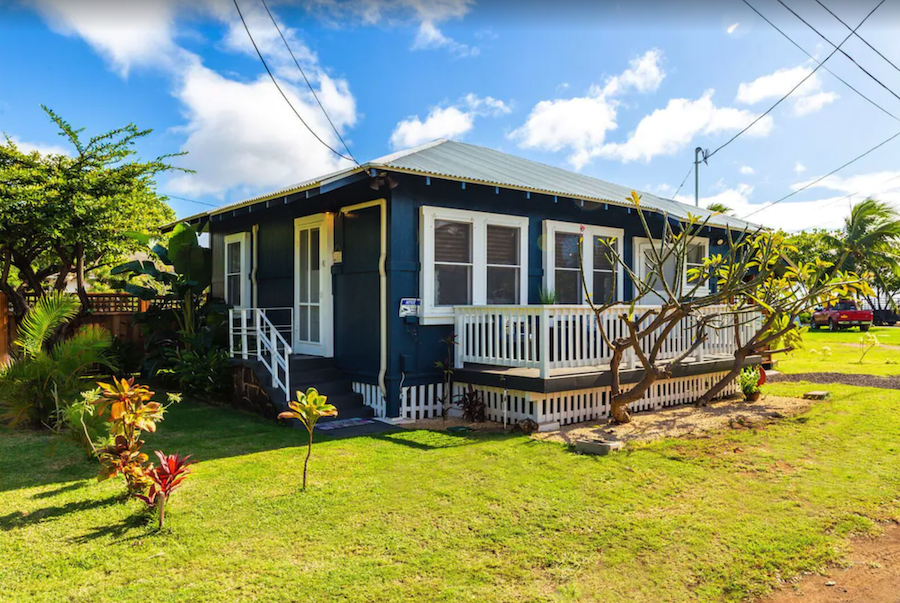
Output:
[543, 221, 624, 305]
[421, 207, 528, 324]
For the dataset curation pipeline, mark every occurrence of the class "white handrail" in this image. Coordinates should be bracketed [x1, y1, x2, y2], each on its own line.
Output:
[229, 308, 293, 402]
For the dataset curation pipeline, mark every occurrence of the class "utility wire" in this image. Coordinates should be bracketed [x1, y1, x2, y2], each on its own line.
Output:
[740, 128, 900, 220]
[231, 0, 355, 163]
[776, 0, 900, 105]
[741, 0, 900, 123]
[258, 0, 359, 166]
[708, 0, 884, 162]
[163, 194, 220, 208]
[814, 0, 900, 76]
[672, 165, 694, 199]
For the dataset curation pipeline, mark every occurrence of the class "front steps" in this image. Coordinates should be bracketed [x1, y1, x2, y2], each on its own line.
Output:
[288, 355, 374, 422]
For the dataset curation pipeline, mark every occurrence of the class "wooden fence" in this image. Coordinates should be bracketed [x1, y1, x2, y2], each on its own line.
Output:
[1, 292, 168, 364]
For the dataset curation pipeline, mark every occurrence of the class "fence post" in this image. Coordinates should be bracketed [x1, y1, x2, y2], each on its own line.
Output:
[454, 310, 464, 369]
[0, 292, 8, 365]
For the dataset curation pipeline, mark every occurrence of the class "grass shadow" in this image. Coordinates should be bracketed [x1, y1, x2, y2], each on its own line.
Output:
[69, 511, 152, 545]
[31, 481, 89, 500]
[0, 493, 121, 531]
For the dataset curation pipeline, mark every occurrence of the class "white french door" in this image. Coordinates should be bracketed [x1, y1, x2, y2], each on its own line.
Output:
[294, 214, 333, 356]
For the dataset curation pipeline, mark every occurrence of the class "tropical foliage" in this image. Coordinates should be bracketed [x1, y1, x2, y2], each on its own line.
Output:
[739, 366, 761, 399]
[135, 451, 193, 529]
[0, 292, 113, 428]
[91, 378, 181, 495]
[0, 107, 180, 320]
[278, 388, 337, 490]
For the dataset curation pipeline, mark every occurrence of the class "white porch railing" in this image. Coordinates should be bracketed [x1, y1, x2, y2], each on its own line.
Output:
[454, 305, 762, 378]
[229, 308, 293, 401]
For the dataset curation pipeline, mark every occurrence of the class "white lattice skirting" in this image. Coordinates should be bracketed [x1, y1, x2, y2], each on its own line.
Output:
[356, 372, 739, 425]
[458, 371, 740, 428]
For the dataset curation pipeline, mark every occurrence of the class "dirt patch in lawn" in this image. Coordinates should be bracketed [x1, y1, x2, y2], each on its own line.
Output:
[532, 395, 813, 445]
[769, 372, 900, 390]
[763, 523, 900, 603]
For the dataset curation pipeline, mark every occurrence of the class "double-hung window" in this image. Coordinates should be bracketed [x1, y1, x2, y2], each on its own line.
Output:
[224, 232, 251, 308]
[422, 207, 528, 324]
[633, 236, 710, 300]
[543, 221, 624, 304]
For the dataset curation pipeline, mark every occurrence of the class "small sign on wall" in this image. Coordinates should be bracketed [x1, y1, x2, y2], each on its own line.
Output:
[399, 298, 421, 317]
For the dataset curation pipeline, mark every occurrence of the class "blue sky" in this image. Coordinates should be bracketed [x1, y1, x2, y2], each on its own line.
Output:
[3, 0, 900, 230]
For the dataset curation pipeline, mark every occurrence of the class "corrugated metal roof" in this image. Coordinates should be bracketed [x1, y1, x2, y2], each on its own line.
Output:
[374, 140, 757, 230]
[191, 139, 757, 231]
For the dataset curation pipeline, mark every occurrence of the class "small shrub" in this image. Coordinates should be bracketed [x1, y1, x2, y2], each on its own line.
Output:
[158, 346, 230, 400]
[858, 332, 879, 363]
[539, 287, 559, 305]
[798, 311, 812, 324]
[91, 378, 181, 496]
[459, 384, 486, 422]
[135, 451, 193, 529]
[277, 388, 337, 490]
[809, 346, 832, 361]
[739, 366, 761, 400]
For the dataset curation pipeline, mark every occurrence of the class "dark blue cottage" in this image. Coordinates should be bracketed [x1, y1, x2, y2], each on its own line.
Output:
[186, 140, 758, 430]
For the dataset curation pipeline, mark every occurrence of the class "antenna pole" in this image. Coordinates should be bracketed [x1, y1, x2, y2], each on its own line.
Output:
[694, 146, 702, 207]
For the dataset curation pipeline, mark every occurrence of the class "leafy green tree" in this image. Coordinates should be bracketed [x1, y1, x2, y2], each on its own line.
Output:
[783, 229, 837, 268]
[0, 107, 183, 320]
[705, 202, 733, 215]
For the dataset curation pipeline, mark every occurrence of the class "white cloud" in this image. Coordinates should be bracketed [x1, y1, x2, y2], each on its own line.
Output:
[795, 161, 806, 174]
[167, 60, 355, 197]
[739, 165, 755, 175]
[510, 49, 667, 168]
[737, 65, 838, 116]
[727, 22, 740, 34]
[595, 90, 773, 163]
[412, 21, 478, 57]
[389, 93, 510, 148]
[598, 48, 665, 97]
[32, 0, 180, 76]
[32, 0, 360, 200]
[6, 135, 71, 156]
[793, 91, 838, 116]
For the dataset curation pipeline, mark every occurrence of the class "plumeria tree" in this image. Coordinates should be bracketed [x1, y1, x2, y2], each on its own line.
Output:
[581, 192, 871, 424]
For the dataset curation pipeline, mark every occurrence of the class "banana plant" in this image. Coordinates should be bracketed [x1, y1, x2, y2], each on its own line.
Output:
[278, 388, 337, 490]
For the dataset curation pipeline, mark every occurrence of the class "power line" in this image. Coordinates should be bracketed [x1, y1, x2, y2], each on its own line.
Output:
[163, 194, 220, 209]
[814, 0, 900, 76]
[672, 165, 694, 198]
[741, 0, 900, 123]
[231, 0, 355, 163]
[740, 128, 900, 220]
[258, 0, 359, 166]
[776, 0, 900, 105]
[707, 0, 885, 162]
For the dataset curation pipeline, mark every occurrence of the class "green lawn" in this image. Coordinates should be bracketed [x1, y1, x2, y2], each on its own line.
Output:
[775, 326, 900, 376]
[2, 382, 900, 602]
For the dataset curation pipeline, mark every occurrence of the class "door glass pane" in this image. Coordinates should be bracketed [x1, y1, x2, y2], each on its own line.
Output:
[310, 306, 320, 343]
[487, 225, 519, 265]
[643, 249, 677, 294]
[310, 227, 320, 301]
[227, 275, 241, 307]
[555, 270, 580, 304]
[434, 220, 472, 263]
[487, 266, 519, 304]
[227, 242, 241, 273]
[555, 233, 581, 269]
[299, 229, 309, 303]
[297, 305, 309, 341]
[593, 236, 613, 271]
[435, 264, 472, 306]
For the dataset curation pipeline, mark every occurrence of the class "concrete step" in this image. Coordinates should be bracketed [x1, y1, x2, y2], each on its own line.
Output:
[289, 355, 334, 372]
[290, 367, 343, 386]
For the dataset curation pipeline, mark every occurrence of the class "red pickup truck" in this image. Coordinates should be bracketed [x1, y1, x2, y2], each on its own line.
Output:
[810, 300, 873, 332]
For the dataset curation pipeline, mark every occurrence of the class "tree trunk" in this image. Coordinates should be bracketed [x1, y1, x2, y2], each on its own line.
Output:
[610, 397, 633, 424]
[303, 432, 312, 490]
[157, 492, 166, 529]
[75, 243, 90, 312]
[696, 350, 750, 406]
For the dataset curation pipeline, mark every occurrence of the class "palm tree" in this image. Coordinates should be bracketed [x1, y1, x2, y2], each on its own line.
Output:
[706, 202, 733, 215]
[824, 198, 900, 308]
[824, 198, 900, 272]
[0, 292, 113, 427]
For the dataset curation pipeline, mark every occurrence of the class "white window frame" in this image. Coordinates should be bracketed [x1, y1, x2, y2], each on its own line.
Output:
[633, 235, 710, 298]
[224, 232, 251, 309]
[542, 220, 625, 305]
[420, 206, 529, 325]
